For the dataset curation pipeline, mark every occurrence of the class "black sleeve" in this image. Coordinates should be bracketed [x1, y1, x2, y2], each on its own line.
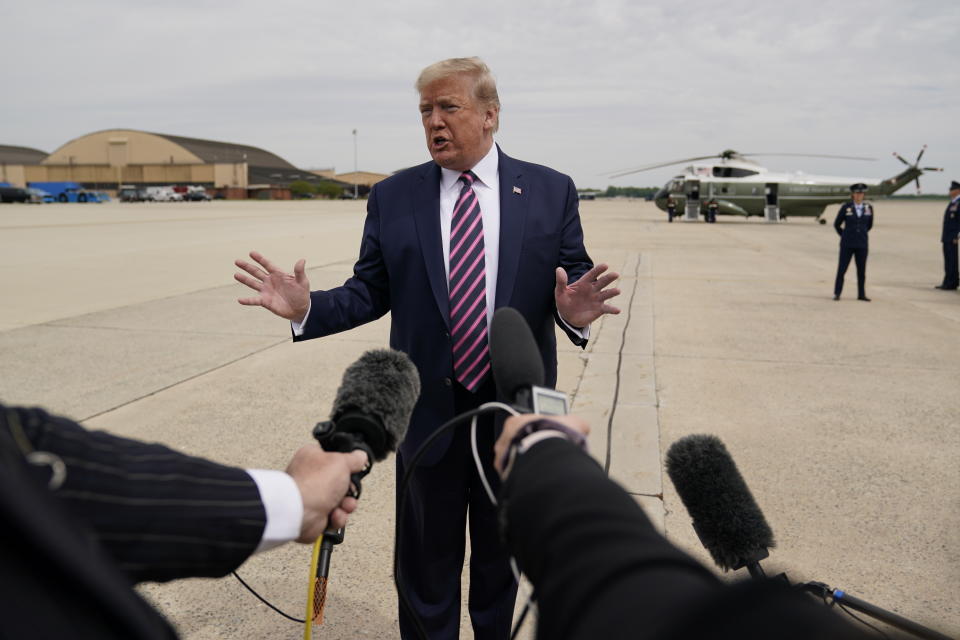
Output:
[8, 405, 266, 583]
[499, 439, 873, 640]
[499, 438, 720, 639]
[834, 205, 846, 235]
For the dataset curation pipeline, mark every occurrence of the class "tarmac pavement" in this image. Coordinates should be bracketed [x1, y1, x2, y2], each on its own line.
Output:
[0, 198, 956, 638]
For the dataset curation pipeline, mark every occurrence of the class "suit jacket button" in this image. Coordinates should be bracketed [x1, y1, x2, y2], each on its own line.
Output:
[443, 377, 452, 387]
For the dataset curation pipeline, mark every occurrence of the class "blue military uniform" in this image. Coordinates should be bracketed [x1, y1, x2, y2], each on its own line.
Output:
[936, 180, 960, 290]
[833, 184, 873, 301]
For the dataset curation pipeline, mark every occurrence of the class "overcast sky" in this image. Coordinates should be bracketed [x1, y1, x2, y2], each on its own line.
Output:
[2, 0, 958, 192]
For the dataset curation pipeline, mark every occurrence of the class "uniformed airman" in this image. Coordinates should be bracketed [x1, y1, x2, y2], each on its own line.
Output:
[935, 180, 960, 290]
[706, 199, 718, 223]
[666, 197, 677, 222]
[833, 183, 873, 301]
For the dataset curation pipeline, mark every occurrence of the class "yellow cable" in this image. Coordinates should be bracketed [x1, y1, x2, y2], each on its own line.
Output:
[304, 534, 323, 640]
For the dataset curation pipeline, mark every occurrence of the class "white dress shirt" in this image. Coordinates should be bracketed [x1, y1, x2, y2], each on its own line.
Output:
[247, 469, 302, 553]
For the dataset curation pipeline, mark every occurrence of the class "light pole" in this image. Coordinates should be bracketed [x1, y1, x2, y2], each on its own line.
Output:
[352, 128, 358, 199]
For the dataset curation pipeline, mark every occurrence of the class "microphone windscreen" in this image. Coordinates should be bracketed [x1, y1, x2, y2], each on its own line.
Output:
[666, 434, 775, 571]
[330, 349, 420, 460]
[490, 307, 545, 400]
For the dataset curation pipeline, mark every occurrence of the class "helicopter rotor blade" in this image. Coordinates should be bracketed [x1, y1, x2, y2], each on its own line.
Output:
[922, 167, 943, 172]
[893, 152, 912, 166]
[741, 153, 876, 161]
[915, 145, 927, 165]
[915, 177, 922, 194]
[604, 155, 725, 178]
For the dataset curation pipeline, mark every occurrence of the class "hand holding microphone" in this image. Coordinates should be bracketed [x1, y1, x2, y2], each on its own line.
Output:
[285, 445, 367, 542]
[493, 414, 590, 478]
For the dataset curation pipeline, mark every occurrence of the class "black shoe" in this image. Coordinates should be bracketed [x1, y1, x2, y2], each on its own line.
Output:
[858, 296, 871, 301]
[935, 285, 958, 290]
[833, 294, 840, 300]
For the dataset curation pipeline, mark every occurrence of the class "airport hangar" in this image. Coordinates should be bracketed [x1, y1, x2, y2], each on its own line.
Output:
[0, 129, 387, 199]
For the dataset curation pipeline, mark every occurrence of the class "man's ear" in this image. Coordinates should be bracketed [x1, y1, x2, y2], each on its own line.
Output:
[484, 105, 499, 132]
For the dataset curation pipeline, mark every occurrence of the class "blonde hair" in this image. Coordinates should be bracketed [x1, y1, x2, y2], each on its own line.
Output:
[416, 57, 501, 132]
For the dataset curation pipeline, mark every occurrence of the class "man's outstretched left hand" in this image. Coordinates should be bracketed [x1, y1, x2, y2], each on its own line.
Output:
[554, 263, 621, 328]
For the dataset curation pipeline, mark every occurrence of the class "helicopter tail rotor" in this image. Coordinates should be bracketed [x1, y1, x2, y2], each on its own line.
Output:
[893, 145, 942, 194]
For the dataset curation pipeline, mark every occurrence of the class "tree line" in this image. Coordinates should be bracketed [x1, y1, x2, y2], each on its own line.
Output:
[579, 186, 659, 199]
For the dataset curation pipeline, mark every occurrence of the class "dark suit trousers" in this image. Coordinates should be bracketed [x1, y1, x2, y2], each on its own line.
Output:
[942, 241, 959, 289]
[395, 378, 517, 640]
[835, 246, 867, 297]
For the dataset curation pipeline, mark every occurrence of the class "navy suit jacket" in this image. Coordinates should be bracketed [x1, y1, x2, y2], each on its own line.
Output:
[941, 198, 960, 243]
[834, 201, 873, 249]
[297, 147, 593, 460]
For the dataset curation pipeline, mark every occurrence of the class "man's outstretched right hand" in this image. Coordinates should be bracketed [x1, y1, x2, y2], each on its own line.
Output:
[235, 251, 311, 322]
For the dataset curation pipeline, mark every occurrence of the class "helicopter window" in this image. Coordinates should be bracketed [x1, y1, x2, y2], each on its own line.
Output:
[713, 167, 760, 178]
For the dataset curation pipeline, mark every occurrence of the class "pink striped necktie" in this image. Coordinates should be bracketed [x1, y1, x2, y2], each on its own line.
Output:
[449, 171, 490, 392]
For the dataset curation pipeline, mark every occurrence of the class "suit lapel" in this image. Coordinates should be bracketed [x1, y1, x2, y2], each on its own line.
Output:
[495, 148, 528, 309]
[413, 162, 451, 328]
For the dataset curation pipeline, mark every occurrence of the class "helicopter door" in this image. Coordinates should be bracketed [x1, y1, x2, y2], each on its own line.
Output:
[764, 183, 780, 222]
[684, 180, 701, 221]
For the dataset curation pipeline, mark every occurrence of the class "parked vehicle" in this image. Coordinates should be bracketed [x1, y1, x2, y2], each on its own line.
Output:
[184, 187, 211, 201]
[0, 186, 30, 203]
[28, 181, 102, 203]
[119, 186, 154, 202]
[26, 187, 54, 203]
[145, 186, 183, 202]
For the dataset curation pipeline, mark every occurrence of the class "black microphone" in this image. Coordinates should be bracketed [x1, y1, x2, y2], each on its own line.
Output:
[313, 348, 420, 495]
[309, 349, 420, 624]
[665, 434, 775, 577]
[490, 307, 567, 414]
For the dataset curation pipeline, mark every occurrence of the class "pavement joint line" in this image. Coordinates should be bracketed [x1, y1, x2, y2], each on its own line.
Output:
[566, 352, 589, 407]
[603, 251, 642, 475]
[78, 337, 289, 423]
[39, 323, 292, 338]
[3, 261, 352, 334]
[627, 491, 663, 500]
[656, 353, 959, 372]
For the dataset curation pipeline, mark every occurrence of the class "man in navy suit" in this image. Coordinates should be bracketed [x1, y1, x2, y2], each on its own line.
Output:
[833, 183, 874, 302]
[235, 57, 621, 639]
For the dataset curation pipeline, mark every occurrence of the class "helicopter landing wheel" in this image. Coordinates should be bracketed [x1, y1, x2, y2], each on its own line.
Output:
[818, 218, 826, 225]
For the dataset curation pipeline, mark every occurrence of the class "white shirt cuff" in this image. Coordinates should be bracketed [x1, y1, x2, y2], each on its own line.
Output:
[290, 300, 312, 337]
[247, 469, 303, 553]
[558, 312, 590, 341]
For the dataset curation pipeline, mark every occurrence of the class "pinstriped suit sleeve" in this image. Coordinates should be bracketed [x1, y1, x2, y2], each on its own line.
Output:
[10, 405, 266, 584]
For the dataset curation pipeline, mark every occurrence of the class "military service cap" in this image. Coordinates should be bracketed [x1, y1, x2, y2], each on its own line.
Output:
[950, 180, 960, 191]
[849, 183, 867, 192]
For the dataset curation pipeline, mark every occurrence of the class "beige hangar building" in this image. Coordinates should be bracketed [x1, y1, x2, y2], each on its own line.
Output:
[1, 129, 348, 199]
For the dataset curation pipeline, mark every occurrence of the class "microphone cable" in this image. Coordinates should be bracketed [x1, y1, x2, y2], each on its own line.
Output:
[231, 570, 305, 624]
[230, 531, 335, 640]
[467, 405, 534, 633]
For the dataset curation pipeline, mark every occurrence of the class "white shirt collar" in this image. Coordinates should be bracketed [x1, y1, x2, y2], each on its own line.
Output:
[440, 143, 498, 192]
